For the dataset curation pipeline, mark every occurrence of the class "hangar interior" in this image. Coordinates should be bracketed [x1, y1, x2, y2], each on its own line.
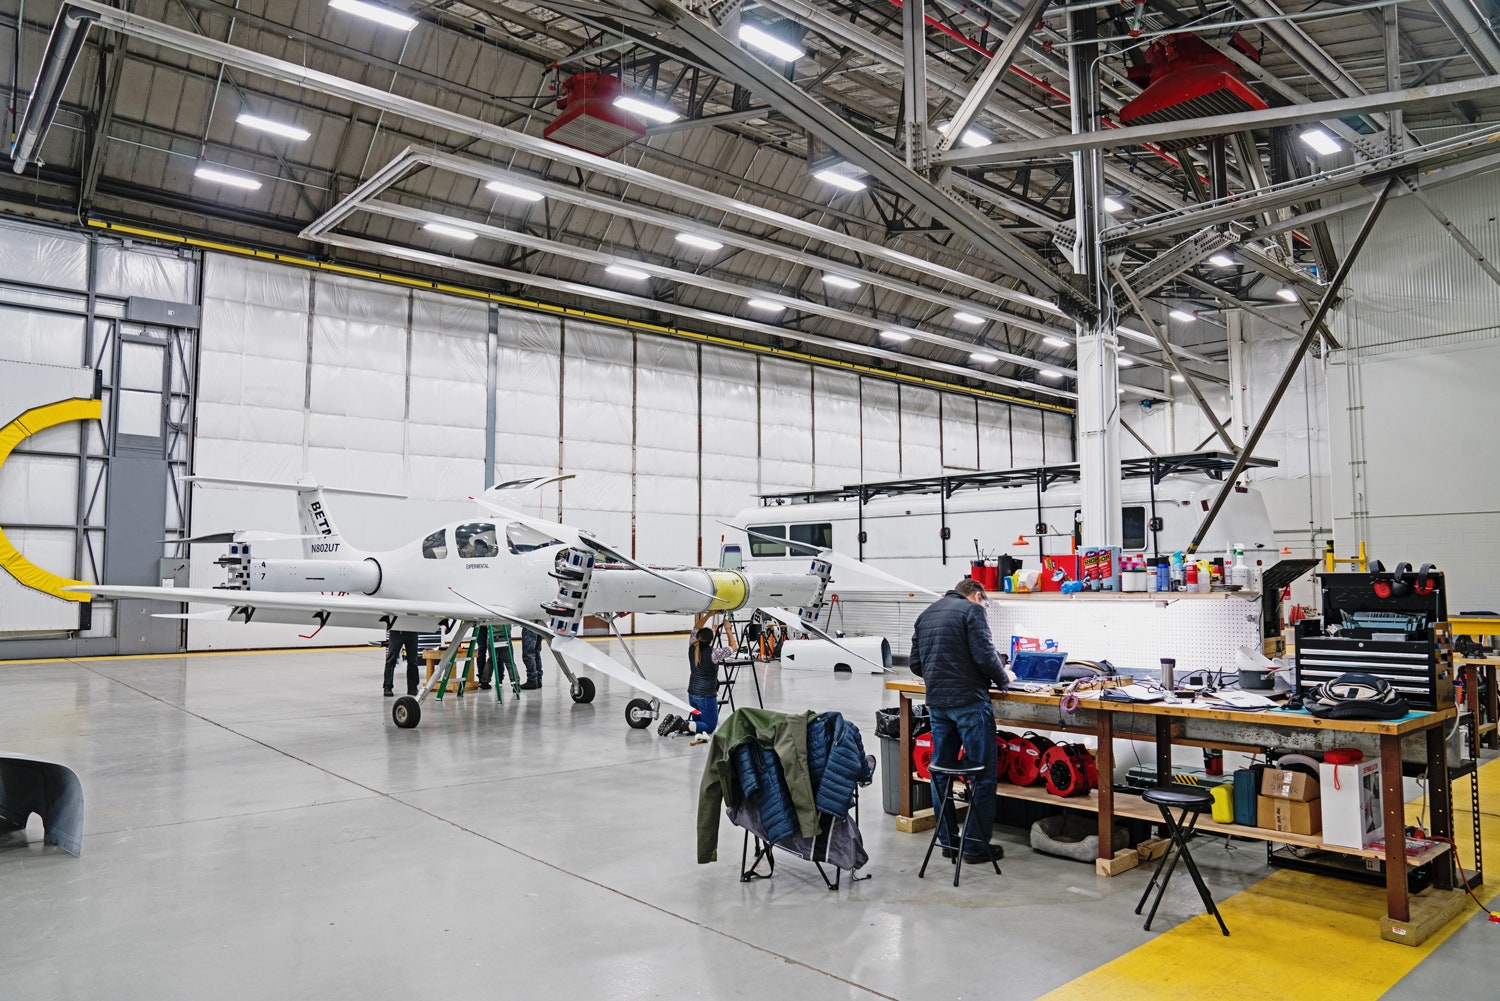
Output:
[2, 0, 1499, 997]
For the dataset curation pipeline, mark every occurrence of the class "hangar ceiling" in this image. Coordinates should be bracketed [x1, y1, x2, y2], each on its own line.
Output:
[3, 0, 1499, 407]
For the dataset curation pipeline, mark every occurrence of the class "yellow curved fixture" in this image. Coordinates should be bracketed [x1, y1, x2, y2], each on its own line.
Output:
[0, 398, 102, 601]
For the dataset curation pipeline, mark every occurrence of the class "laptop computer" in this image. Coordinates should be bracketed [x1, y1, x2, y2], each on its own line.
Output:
[1009, 650, 1067, 684]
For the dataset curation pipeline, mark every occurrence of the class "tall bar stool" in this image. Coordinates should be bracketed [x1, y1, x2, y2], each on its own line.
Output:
[918, 761, 1001, 887]
[1135, 786, 1229, 936]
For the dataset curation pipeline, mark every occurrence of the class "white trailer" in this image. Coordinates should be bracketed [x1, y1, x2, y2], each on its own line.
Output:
[722, 452, 1280, 655]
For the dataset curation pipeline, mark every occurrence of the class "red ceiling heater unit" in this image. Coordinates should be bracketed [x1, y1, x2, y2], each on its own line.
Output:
[543, 72, 647, 156]
[1118, 33, 1267, 150]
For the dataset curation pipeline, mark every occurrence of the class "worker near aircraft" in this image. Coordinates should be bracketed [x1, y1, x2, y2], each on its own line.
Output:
[383, 627, 421, 698]
[520, 629, 543, 689]
[908, 578, 1011, 865]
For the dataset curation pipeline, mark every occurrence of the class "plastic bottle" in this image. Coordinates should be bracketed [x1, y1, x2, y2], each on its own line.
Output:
[1184, 562, 1198, 590]
[1231, 546, 1249, 589]
[1170, 552, 1184, 591]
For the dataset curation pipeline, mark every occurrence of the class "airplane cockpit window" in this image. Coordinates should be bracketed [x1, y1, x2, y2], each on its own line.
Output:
[506, 522, 564, 554]
[421, 529, 448, 559]
[455, 522, 500, 558]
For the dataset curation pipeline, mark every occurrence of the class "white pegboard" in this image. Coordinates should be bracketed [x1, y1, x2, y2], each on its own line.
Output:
[987, 593, 1263, 679]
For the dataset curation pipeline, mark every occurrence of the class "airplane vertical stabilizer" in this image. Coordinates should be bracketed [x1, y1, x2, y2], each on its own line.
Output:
[295, 479, 357, 560]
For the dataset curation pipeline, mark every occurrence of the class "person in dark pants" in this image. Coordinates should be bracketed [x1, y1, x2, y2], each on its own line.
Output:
[519, 629, 543, 689]
[657, 627, 725, 738]
[474, 625, 494, 690]
[909, 578, 1011, 864]
[383, 629, 421, 697]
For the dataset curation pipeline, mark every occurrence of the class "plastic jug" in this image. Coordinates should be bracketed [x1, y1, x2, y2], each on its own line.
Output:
[1210, 783, 1235, 824]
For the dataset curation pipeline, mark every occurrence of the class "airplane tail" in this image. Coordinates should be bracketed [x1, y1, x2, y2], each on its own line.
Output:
[294, 479, 357, 560]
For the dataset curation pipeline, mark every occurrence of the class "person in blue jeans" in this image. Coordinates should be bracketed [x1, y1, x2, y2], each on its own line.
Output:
[658, 627, 726, 738]
[909, 578, 1012, 863]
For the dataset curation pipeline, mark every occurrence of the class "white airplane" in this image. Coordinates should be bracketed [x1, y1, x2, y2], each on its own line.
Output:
[67, 476, 885, 730]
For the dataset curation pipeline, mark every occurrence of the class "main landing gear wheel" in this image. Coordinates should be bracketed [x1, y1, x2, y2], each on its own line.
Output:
[625, 698, 654, 729]
[571, 676, 596, 704]
[393, 696, 421, 729]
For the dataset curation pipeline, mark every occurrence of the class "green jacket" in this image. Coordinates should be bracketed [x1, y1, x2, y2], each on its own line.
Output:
[697, 707, 819, 863]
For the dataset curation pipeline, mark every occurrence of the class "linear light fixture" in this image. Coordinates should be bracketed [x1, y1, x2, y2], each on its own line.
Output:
[674, 232, 724, 252]
[235, 113, 310, 142]
[1116, 356, 1133, 367]
[1208, 253, 1235, 268]
[951, 311, 985, 326]
[612, 95, 681, 124]
[747, 299, 785, 313]
[606, 264, 652, 280]
[193, 165, 262, 190]
[485, 179, 545, 202]
[970, 352, 998, 363]
[879, 330, 911, 342]
[821, 274, 861, 290]
[1276, 287, 1299, 302]
[1299, 128, 1342, 156]
[1043, 335, 1070, 348]
[1169, 309, 1197, 322]
[939, 121, 991, 148]
[1170, 373, 1186, 383]
[737, 24, 805, 63]
[1040, 369, 1064, 379]
[1103, 196, 1125, 214]
[327, 0, 418, 31]
[422, 222, 477, 241]
[812, 168, 867, 192]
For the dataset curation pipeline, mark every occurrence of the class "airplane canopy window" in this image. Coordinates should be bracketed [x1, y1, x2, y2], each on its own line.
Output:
[790, 523, 833, 550]
[506, 522, 563, 554]
[720, 544, 743, 570]
[421, 529, 448, 560]
[748, 525, 786, 557]
[1122, 506, 1147, 550]
[455, 522, 500, 558]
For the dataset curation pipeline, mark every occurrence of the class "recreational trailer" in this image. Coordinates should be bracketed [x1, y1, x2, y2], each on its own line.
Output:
[723, 452, 1280, 655]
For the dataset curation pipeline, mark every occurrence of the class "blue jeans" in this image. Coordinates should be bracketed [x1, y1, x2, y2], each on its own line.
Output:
[689, 694, 719, 734]
[928, 702, 998, 854]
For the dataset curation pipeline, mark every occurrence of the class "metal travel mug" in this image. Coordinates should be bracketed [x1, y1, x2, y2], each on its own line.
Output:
[1160, 657, 1176, 691]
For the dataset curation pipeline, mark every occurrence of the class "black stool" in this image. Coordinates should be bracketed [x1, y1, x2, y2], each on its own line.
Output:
[918, 762, 1000, 886]
[1134, 786, 1229, 936]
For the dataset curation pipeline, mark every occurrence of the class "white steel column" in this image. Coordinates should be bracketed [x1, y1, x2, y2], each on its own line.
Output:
[1068, 6, 1121, 545]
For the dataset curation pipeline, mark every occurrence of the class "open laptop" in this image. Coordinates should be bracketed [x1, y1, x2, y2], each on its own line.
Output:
[1009, 650, 1067, 684]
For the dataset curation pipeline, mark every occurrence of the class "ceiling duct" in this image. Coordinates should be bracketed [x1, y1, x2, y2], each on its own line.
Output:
[542, 72, 646, 156]
[1118, 34, 1267, 150]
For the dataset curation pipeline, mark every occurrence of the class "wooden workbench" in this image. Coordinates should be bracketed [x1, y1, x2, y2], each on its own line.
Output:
[886, 679, 1464, 932]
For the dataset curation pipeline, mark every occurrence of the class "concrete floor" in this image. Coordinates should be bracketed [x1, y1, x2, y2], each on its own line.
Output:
[0, 638, 1488, 999]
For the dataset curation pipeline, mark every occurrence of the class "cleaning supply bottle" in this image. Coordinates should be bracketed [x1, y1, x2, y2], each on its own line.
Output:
[1170, 551, 1184, 591]
[1231, 546, 1249, 589]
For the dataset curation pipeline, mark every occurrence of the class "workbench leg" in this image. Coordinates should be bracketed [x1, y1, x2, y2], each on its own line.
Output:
[1155, 717, 1172, 787]
[1426, 725, 1456, 891]
[1486, 665, 1500, 750]
[1465, 665, 1482, 758]
[898, 693, 912, 819]
[1097, 711, 1115, 860]
[1379, 734, 1410, 923]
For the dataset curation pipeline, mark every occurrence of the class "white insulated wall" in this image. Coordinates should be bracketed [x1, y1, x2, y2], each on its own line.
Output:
[1326, 171, 1500, 611]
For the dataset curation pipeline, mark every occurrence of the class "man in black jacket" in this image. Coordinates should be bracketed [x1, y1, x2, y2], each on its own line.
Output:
[909, 578, 1011, 863]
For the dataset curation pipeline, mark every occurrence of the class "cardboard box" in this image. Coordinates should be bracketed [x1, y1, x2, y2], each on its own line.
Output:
[1039, 555, 1082, 591]
[1261, 768, 1320, 802]
[1321, 760, 1383, 849]
[1257, 795, 1322, 836]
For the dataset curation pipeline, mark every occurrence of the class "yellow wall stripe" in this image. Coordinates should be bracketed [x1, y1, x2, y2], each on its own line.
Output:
[0, 398, 102, 601]
[1039, 756, 1500, 1001]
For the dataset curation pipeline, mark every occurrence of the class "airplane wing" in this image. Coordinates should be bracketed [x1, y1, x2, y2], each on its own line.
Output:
[717, 520, 940, 597]
[66, 584, 484, 631]
[755, 605, 891, 673]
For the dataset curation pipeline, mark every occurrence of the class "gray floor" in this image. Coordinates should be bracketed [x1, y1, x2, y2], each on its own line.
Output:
[0, 639, 1482, 999]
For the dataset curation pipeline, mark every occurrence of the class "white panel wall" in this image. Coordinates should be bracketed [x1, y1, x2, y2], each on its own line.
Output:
[812, 369, 861, 490]
[977, 399, 1012, 469]
[560, 321, 633, 547]
[860, 379, 902, 479]
[635, 335, 699, 630]
[409, 292, 488, 500]
[494, 308, 562, 513]
[701, 346, 758, 553]
[941, 394, 979, 471]
[1012, 406, 1046, 465]
[759, 358, 813, 493]
[899, 385, 941, 476]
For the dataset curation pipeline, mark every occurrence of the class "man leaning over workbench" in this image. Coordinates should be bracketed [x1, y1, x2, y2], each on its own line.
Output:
[909, 578, 1012, 864]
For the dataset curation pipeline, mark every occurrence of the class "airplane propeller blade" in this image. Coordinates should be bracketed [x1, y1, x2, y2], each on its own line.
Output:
[755, 605, 891, 673]
[550, 635, 696, 716]
[470, 497, 720, 602]
[448, 589, 696, 715]
[717, 520, 939, 597]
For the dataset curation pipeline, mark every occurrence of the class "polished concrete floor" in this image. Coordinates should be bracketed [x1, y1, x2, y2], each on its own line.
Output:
[0, 638, 1491, 1000]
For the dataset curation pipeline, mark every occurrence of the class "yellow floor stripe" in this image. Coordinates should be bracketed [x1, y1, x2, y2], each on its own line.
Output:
[1039, 757, 1500, 1001]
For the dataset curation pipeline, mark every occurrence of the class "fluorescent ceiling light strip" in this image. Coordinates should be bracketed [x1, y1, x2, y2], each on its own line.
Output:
[485, 179, 545, 202]
[194, 165, 262, 190]
[747, 299, 785, 313]
[738, 24, 805, 62]
[812, 168, 867, 192]
[952, 311, 985, 325]
[1171, 374, 1186, 383]
[821, 274, 861, 290]
[1169, 309, 1196, 322]
[1040, 370, 1064, 379]
[1208, 254, 1234, 268]
[970, 352, 997, 363]
[422, 222, 476, 240]
[327, 0, 418, 31]
[606, 264, 652, 280]
[235, 113, 310, 141]
[1043, 335, 1070, 348]
[675, 232, 724, 251]
[1276, 287, 1299, 301]
[1299, 128, 1342, 156]
[1103, 196, 1125, 214]
[879, 330, 911, 342]
[613, 96, 681, 124]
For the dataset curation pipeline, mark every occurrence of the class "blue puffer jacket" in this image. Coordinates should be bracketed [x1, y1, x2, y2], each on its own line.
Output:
[806, 712, 875, 817]
[909, 590, 1009, 708]
[731, 741, 799, 845]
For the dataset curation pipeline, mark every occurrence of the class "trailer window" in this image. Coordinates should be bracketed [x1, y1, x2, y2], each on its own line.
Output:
[748, 525, 787, 557]
[720, 545, 743, 569]
[790, 523, 833, 550]
[1122, 506, 1146, 550]
[421, 529, 448, 560]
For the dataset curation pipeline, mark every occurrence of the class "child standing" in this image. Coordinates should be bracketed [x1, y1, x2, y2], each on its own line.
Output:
[658, 627, 727, 738]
